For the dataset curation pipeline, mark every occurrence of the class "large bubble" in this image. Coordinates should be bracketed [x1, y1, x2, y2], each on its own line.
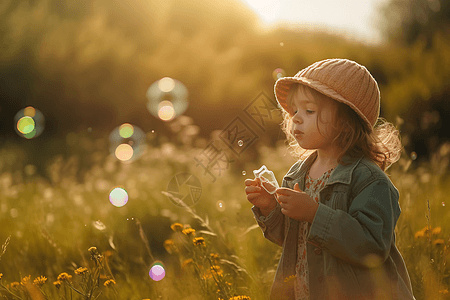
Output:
[146, 77, 188, 122]
[109, 123, 146, 162]
[14, 106, 45, 139]
[109, 187, 128, 207]
[149, 261, 166, 281]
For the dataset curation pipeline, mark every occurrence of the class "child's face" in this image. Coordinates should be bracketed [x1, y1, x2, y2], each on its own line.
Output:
[288, 85, 338, 151]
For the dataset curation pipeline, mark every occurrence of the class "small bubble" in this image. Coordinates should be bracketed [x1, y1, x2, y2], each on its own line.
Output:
[442, 202, 446, 207]
[431, 259, 435, 263]
[242, 171, 246, 176]
[272, 68, 286, 80]
[216, 201, 225, 212]
[280, 42, 284, 46]
[411, 151, 417, 160]
[151, 130, 155, 133]
[238, 140, 244, 147]
[87, 127, 92, 133]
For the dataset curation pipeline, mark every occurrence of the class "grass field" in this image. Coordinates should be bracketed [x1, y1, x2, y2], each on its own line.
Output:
[0, 130, 450, 300]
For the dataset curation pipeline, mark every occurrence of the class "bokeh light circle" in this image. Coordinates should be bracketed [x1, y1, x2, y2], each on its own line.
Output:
[272, 68, 286, 80]
[109, 123, 146, 162]
[158, 100, 175, 121]
[115, 144, 134, 161]
[14, 106, 45, 139]
[146, 77, 188, 121]
[17, 117, 35, 134]
[119, 123, 134, 138]
[149, 261, 166, 281]
[109, 187, 129, 207]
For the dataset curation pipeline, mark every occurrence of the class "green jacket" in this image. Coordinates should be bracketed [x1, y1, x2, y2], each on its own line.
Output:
[252, 152, 415, 300]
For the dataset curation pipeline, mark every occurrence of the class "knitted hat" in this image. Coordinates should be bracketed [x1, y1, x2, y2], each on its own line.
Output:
[274, 59, 380, 129]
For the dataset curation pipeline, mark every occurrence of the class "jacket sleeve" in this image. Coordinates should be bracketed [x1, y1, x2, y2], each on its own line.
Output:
[307, 179, 401, 267]
[251, 179, 289, 247]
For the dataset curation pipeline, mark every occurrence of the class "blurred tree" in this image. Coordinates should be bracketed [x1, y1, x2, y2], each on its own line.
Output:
[378, 0, 450, 47]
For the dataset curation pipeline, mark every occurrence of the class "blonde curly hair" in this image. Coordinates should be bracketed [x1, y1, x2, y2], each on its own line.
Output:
[280, 84, 402, 171]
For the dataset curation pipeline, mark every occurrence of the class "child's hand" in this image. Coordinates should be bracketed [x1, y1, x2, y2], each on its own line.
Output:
[275, 183, 319, 223]
[244, 178, 277, 210]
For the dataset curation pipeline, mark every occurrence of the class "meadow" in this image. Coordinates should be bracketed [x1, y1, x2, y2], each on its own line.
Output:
[0, 123, 450, 300]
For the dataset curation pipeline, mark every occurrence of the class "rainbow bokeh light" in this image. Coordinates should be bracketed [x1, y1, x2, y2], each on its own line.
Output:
[109, 187, 129, 207]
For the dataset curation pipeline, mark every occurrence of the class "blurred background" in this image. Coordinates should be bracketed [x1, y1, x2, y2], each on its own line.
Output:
[1, 0, 449, 175]
[1, 1, 450, 299]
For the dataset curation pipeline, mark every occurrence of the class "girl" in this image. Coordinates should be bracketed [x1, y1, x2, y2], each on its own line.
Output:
[244, 59, 415, 300]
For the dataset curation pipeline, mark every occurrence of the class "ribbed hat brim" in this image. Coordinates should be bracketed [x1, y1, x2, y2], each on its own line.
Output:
[274, 76, 373, 130]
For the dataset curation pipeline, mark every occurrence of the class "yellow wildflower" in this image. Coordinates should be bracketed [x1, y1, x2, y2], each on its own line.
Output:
[104, 279, 116, 287]
[433, 239, 445, 246]
[284, 274, 296, 283]
[53, 280, 62, 289]
[33, 276, 47, 287]
[170, 223, 184, 232]
[10, 282, 20, 289]
[57, 272, 72, 281]
[0, 273, 2, 280]
[210, 253, 220, 264]
[163, 239, 178, 254]
[414, 226, 431, 239]
[193, 237, 205, 247]
[88, 246, 99, 255]
[20, 275, 31, 285]
[74, 267, 88, 275]
[182, 228, 196, 236]
[432, 227, 442, 235]
[182, 258, 194, 268]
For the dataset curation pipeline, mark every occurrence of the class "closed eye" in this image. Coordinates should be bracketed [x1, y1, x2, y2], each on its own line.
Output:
[306, 110, 315, 114]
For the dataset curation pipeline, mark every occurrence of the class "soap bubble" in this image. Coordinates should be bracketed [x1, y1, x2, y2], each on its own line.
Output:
[149, 261, 166, 281]
[14, 106, 45, 139]
[238, 140, 244, 147]
[411, 151, 417, 160]
[109, 123, 146, 162]
[216, 201, 226, 212]
[146, 77, 188, 121]
[109, 187, 128, 207]
[242, 171, 246, 176]
[272, 68, 286, 80]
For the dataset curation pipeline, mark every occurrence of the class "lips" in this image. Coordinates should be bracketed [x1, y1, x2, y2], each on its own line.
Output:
[293, 130, 303, 136]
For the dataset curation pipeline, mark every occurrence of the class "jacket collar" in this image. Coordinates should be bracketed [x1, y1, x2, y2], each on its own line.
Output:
[283, 151, 364, 186]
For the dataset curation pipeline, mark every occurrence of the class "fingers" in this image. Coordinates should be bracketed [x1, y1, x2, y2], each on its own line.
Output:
[275, 187, 293, 196]
[244, 178, 259, 186]
[276, 194, 289, 204]
[245, 186, 262, 194]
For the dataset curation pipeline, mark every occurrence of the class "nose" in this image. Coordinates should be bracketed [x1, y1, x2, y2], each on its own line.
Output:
[292, 112, 302, 124]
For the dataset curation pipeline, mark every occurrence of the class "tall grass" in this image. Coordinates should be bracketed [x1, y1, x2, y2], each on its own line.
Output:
[0, 127, 449, 299]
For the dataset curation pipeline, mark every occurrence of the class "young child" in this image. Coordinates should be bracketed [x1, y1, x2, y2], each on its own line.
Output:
[245, 59, 415, 300]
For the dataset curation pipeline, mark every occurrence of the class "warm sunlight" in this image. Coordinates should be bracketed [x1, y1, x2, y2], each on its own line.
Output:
[240, 0, 385, 43]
